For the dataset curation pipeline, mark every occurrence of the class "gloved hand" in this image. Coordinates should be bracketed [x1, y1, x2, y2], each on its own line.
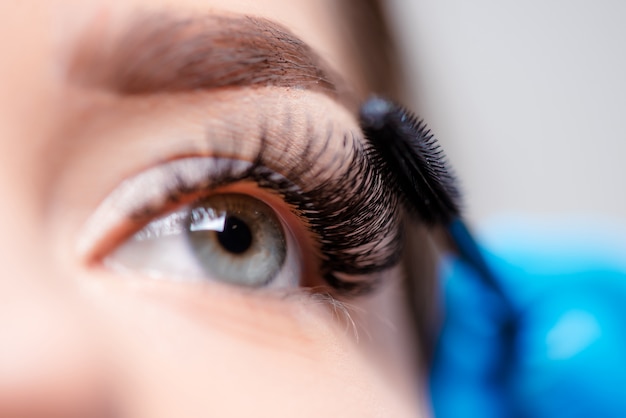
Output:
[429, 218, 626, 418]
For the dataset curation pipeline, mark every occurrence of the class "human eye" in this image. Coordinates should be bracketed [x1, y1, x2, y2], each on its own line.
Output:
[89, 158, 306, 290]
[76, 91, 405, 297]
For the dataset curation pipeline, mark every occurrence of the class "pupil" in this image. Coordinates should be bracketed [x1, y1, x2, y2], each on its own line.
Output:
[216, 216, 253, 254]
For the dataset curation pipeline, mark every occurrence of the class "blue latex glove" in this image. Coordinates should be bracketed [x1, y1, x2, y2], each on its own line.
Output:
[429, 217, 626, 418]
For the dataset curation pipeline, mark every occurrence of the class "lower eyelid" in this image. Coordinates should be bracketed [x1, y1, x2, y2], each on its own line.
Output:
[84, 267, 340, 352]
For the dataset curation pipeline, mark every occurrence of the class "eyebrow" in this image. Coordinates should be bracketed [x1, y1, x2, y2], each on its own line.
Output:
[71, 13, 351, 104]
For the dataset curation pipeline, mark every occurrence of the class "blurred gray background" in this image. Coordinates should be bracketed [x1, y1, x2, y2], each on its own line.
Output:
[384, 0, 626, 225]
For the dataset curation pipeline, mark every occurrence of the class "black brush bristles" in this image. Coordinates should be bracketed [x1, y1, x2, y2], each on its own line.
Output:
[359, 97, 461, 225]
[360, 97, 518, 340]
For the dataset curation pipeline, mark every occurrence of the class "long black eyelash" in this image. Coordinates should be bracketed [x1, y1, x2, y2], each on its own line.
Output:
[249, 126, 403, 296]
[139, 114, 404, 296]
[359, 97, 461, 225]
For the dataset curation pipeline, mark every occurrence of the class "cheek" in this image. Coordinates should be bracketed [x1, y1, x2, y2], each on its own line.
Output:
[81, 274, 418, 417]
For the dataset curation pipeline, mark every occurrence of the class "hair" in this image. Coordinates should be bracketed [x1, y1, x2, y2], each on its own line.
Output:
[337, 0, 404, 100]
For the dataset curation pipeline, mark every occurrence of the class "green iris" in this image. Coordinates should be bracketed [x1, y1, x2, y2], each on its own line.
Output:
[185, 193, 287, 287]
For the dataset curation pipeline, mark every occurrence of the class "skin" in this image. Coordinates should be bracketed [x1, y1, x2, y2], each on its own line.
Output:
[0, 1, 425, 416]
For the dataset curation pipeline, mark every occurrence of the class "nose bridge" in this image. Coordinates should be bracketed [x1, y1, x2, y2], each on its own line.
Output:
[0, 5, 110, 414]
[0, 191, 107, 417]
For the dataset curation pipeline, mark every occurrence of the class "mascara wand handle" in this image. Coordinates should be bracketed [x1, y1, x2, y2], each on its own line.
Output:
[446, 217, 515, 315]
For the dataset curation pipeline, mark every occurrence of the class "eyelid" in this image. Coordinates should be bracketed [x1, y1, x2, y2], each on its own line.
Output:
[73, 90, 404, 295]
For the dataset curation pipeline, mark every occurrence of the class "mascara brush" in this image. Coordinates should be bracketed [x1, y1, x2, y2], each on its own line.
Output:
[359, 97, 506, 301]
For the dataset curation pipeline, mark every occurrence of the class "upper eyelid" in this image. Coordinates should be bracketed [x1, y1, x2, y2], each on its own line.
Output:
[74, 92, 355, 256]
[74, 91, 403, 295]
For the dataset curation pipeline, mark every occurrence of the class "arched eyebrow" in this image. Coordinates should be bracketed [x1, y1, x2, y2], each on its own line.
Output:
[70, 13, 354, 107]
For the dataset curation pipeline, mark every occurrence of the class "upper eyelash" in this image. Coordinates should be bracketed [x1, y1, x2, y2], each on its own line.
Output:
[119, 114, 404, 296]
[249, 132, 404, 295]
[79, 107, 403, 295]
[131, 145, 402, 295]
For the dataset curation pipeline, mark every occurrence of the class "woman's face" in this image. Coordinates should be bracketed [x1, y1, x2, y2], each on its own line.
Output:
[0, 0, 423, 416]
